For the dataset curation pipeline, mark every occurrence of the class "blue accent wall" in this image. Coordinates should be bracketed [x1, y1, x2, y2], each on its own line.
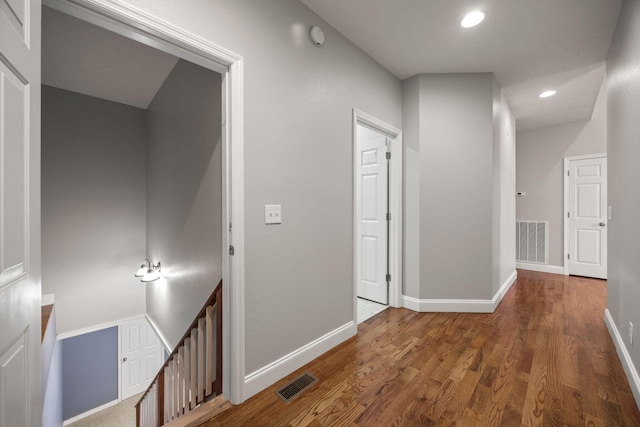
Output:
[62, 327, 118, 420]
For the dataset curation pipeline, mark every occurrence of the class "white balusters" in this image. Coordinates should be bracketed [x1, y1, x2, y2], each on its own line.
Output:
[197, 317, 205, 403]
[206, 305, 214, 396]
[136, 285, 222, 427]
[190, 328, 197, 409]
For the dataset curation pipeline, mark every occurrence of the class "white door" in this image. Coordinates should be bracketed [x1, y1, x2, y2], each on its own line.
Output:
[0, 1, 42, 426]
[121, 319, 162, 399]
[356, 125, 389, 304]
[568, 157, 607, 279]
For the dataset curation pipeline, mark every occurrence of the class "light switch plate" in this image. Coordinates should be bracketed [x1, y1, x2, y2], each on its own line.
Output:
[265, 205, 282, 224]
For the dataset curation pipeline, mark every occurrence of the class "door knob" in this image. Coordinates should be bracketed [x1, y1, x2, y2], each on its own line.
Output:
[599, 222, 606, 226]
[122, 357, 127, 362]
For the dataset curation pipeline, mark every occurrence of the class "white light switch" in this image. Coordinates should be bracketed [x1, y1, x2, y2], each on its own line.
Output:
[265, 204, 282, 224]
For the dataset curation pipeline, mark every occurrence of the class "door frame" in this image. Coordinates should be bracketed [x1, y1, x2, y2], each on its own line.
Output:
[352, 109, 403, 319]
[563, 153, 607, 276]
[43, 0, 246, 403]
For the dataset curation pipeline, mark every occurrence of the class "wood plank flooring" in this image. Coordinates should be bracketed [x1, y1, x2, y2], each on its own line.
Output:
[200, 270, 640, 426]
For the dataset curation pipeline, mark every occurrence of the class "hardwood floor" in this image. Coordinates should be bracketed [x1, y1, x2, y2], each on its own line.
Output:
[200, 270, 640, 426]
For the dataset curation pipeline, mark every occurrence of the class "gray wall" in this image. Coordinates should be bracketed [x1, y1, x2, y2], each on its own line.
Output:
[404, 74, 493, 300]
[403, 73, 515, 300]
[402, 76, 421, 298]
[493, 82, 517, 294]
[606, 0, 640, 393]
[122, 0, 402, 374]
[61, 327, 118, 420]
[516, 79, 607, 267]
[146, 60, 223, 349]
[420, 74, 494, 300]
[41, 85, 147, 334]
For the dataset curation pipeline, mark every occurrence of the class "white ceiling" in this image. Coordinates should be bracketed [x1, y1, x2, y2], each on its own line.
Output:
[42, 6, 178, 109]
[300, 0, 622, 131]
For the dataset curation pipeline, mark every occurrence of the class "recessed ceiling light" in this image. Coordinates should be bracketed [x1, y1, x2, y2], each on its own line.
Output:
[461, 11, 485, 28]
[539, 90, 557, 98]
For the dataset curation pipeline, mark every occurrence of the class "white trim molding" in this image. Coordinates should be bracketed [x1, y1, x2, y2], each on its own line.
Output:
[57, 314, 145, 340]
[516, 262, 564, 275]
[403, 270, 517, 313]
[604, 309, 640, 408]
[244, 321, 356, 400]
[44, 0, 247, 404]
[145, 313, 173, 354]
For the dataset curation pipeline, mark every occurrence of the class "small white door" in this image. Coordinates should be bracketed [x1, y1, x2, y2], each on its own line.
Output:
[356, 125, 389, 304]
[568, 157, 607, 279]
[0, 0, 42, 425]
[121, 319, 162, 399]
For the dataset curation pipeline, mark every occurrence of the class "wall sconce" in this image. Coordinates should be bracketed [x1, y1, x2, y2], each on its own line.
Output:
[135, 259, 162, 282]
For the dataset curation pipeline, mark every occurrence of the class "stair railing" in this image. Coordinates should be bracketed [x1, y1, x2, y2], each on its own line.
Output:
[136, 279, 222, 426]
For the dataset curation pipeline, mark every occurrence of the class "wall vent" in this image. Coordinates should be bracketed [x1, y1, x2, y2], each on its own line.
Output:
[276, 373, 318, 403]
[516, 221, 548, 264]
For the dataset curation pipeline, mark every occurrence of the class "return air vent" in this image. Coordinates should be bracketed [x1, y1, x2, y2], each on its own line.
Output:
[276, 373, 318, 403]
[516, 220, 548, 264]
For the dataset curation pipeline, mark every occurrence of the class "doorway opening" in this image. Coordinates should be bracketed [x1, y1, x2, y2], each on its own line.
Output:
[42, 0, 246, 408]
[563, 153, 608, 279]
[352, 110, 402, 326]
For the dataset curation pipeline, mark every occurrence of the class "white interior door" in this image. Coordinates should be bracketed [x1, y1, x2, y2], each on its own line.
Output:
[0, 0, 42, 425]
[568, 156, 607, 279]
[356, 125, 388, 304]
[121, 319, 162, 399]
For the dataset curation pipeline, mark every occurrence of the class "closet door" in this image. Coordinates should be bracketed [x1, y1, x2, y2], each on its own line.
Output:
[0, 0, 42, 425]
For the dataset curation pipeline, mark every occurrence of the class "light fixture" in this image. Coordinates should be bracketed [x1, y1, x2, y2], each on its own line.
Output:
[135, 259, 161, 282]
[461, 11, 485, 28]
[135, 259, 151, 277]
[539, 90, 557, 98]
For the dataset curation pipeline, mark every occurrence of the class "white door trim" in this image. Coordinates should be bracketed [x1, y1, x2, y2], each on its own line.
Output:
[44, 0, 246, 403]
[563, 153, 607, 276]
[352, 109, 403, 318]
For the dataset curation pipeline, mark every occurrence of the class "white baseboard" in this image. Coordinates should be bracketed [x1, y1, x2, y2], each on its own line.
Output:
[244, 321, 357, 400]
[402, 270, 517, 313]
[62, 398, 119, 426]
[516, 262, 565, 275]
[604, 309, 640, 409]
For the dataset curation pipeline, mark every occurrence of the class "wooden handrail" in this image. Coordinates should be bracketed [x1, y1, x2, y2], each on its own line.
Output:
[136, 279, 222, 426]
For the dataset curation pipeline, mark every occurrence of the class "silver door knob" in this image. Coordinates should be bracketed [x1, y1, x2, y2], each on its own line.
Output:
[599, 222, 606, 226]
[122, 357, 127, 362]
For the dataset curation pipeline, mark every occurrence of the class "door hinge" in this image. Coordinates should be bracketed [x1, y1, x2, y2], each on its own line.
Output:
[567, 253, 570, 260]
[386, 273, 391, 282]
[386, 212, 391, 221]
[567, 171, 570, 176]
[567, 212, 570, 218]
[386, 152, 391, 160]
[229, 245, 235, 256]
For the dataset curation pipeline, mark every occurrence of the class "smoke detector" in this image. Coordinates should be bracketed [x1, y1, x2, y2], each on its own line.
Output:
[310, 26, 325, 46]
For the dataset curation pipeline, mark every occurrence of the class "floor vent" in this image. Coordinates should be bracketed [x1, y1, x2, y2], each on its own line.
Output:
[276, 373, 318, 403]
